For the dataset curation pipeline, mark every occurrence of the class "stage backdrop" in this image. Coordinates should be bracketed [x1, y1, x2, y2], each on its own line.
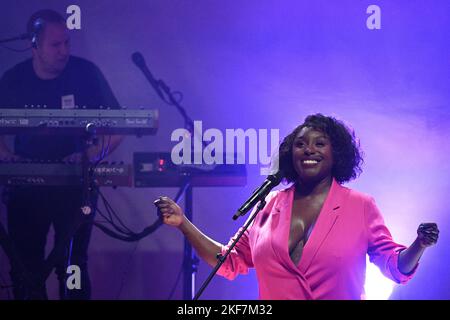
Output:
[0, 0, 449, 300]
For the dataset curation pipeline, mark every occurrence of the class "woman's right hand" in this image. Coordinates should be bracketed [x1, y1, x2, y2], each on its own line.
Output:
[153, 196, 185, 227]
[155, 196, 223, 267]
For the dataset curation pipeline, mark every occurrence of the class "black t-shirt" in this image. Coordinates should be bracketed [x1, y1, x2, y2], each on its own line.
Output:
[0, 56, 120, 160]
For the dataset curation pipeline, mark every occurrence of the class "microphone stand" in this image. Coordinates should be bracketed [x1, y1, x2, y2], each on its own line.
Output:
[50, 123, 97, 299]
[134, 55, 206, 299]
[156, 83, 206, 300]
[193, 199, 266, 300]
[132, 52, 205, 144]
[157, 81, 197, 138]
[80, 123, 97, 217]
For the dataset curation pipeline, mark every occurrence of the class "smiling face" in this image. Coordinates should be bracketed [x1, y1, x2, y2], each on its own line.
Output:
[291, 126, 334, 184]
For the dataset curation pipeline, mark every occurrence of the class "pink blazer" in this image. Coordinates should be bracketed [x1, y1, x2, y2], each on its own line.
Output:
[218, 178, 416, 300]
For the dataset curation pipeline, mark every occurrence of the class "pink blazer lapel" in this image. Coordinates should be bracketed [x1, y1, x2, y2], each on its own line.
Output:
[269, 188, 291, 268]
[298, 179, 348, 273]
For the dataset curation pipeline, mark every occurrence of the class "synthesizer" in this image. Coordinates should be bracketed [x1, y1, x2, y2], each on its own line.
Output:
[0, 108, 158, 135]
[133, 152, 247, 187]
[0, 162, 132, 187]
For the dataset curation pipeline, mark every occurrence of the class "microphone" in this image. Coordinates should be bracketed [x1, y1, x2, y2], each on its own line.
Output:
[233, 171, 283, 220]
[131, 52, 165, 100]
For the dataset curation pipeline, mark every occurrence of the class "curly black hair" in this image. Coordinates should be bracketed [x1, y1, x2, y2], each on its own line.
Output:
[278, 114, 364, 184]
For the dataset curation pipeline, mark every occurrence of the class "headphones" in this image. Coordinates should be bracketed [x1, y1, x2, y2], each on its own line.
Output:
[30, 18, 45, 49]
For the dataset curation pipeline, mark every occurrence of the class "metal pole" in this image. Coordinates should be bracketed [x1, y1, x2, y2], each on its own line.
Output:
[183, 184, 199, 300]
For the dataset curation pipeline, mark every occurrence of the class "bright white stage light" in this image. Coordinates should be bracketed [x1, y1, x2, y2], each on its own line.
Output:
[364, 256, 395, 300]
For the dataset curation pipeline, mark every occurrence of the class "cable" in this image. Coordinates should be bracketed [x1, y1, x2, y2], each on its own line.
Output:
[98, 188, 134, 234]
[167, 263, 183, 300]
[90, 179, 190, 242]
[96, 204, 133, 237]
[87, 182, 192, 299]
[101, 136, 112, 161]
[92, 187, 163, 242]
[93, 135, 111, 168]
[155, 81, 185, 106]
[0, 44, 31, 52]
[116, 240, 140, 299]
[93, 215, 163, 242]
[91, 192, 183, 299]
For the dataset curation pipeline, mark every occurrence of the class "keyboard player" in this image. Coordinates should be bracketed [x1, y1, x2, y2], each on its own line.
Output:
[0, 9, 122, 300]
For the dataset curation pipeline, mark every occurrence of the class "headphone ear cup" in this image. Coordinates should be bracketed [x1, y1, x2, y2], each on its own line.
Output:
[31, 35, 37, 49]
[30, 18, 44, 49]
